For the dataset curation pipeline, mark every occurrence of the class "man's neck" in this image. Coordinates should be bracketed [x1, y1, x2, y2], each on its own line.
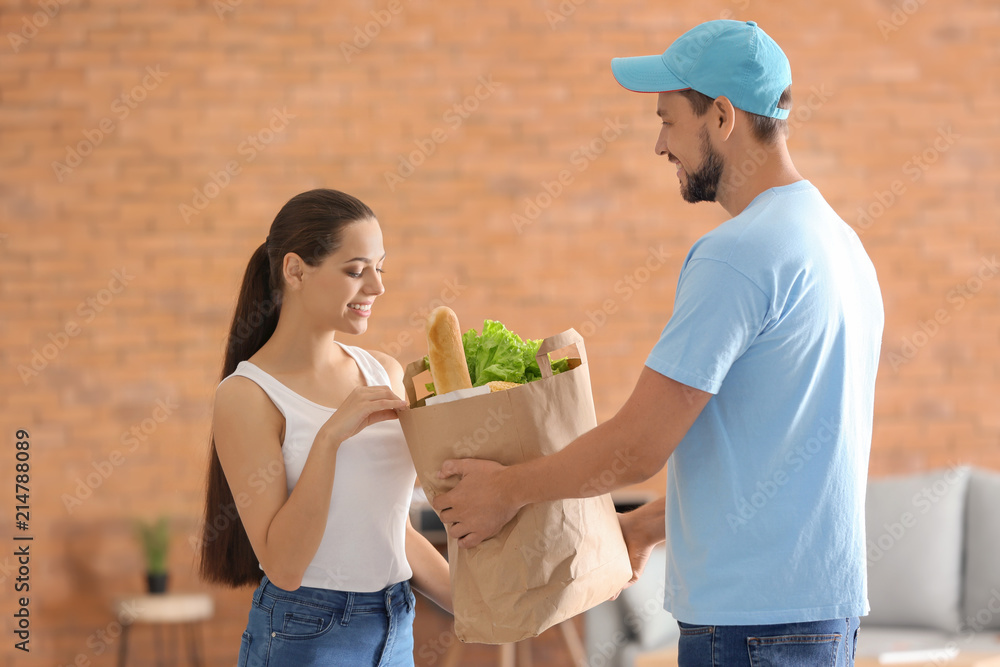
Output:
[716, 139, 803, 217]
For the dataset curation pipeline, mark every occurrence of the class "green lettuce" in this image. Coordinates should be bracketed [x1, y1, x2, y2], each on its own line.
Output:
[424, 319, 568, 394]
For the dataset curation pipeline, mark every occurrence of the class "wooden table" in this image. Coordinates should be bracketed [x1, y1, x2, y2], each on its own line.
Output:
[114, 593, 214, 667]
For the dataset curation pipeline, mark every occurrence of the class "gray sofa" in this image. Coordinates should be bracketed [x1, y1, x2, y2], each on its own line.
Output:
[585, 466, 1000, 666]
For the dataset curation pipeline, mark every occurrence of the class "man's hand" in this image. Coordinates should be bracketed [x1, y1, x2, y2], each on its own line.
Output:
[432, 459, 521, 548]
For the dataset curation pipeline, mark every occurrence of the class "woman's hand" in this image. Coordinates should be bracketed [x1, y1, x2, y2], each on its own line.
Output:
[618, 509, 656, 588]
[609, 498, 667, 600]
[405, 519, 453, 614]
[319, 385, 408, 447]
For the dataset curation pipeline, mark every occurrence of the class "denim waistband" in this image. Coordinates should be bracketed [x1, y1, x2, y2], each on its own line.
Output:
[253, 575, 412, 615]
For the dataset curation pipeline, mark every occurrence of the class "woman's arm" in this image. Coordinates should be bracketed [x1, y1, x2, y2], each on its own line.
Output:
[370, 350, 454, 613]
[405, 519, 453, 613]
[212, 376, 406, 590]
[618, 497, 666, 587]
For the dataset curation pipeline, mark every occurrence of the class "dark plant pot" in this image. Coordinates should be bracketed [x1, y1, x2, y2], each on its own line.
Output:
[146, 572, 168, 594]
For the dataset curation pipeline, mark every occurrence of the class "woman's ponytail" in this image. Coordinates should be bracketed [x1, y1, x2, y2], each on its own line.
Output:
[224, 241, 280, 378]
[199, 241, 281, 587]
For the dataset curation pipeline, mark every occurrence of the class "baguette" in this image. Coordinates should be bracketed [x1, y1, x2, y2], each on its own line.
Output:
[426, 306, 473, 395]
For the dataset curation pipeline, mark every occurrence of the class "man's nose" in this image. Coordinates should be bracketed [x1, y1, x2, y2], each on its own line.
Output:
[655, 133, 669, 156]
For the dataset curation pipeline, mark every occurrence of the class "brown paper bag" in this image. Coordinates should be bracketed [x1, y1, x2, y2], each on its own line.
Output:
[398, 329, 633, 644]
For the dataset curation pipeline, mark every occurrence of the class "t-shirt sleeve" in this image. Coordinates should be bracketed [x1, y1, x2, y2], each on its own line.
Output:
[645, 258, 770, 394]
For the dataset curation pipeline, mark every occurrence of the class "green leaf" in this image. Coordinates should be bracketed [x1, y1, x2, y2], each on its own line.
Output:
[461, 328, 480, 385]
[550, 356, 570, 375]
[463, 320, 567, 387]
[135, 516, 170, 574]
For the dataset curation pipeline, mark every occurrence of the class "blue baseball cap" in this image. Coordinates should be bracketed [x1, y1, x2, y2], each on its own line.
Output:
[611, 20, 792, 120]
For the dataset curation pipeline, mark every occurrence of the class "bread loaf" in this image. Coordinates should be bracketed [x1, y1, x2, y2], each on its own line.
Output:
[426, 306, 473, 395]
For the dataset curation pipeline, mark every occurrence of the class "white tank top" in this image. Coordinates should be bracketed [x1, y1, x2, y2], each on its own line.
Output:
[219, 342, 416, 592]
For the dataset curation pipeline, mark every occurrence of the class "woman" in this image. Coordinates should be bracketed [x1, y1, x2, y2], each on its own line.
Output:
[199, 188, 451, 666]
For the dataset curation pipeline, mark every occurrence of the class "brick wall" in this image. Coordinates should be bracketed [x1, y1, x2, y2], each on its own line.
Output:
[1, 0, 997, 664]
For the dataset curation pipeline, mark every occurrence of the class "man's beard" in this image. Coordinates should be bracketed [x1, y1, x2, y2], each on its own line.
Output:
[681, 127, 725, 203]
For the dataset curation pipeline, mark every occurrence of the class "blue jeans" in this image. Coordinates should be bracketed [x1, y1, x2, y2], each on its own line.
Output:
[677, 617, 860, 667]
[238, 575, 416, 667]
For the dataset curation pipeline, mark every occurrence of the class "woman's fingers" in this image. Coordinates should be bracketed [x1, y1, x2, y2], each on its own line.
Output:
[321, 385, 409, 444]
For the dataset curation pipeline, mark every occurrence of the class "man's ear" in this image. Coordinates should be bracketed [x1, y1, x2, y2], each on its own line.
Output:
[711, 95, 736, 142]
[282, 252, 308, 290]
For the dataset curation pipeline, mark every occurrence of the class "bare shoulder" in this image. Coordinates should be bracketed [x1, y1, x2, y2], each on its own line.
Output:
[215, 374, 267, 410]
[366, 349, 403, 379]
[213, 376, 282, 429]
[365, 349, 407, 399]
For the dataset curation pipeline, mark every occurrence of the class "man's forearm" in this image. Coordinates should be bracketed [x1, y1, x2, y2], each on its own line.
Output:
[505, 412, 663, 508]
[434, 368, 709, 548]
[502, 367, 712, 511]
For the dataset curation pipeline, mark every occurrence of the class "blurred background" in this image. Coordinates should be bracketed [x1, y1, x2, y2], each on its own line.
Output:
[1, 0, 997, 664]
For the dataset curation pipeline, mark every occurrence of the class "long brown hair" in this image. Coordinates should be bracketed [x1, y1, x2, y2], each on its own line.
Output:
[199, 188, 376, 587]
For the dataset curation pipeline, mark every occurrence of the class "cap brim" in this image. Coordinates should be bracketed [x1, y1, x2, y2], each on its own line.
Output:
[610, 54, 688, 93]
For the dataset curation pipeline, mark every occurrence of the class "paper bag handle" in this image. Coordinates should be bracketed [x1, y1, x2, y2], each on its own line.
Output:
[536, 328, 587, 378]
[402, 358, 428, 409]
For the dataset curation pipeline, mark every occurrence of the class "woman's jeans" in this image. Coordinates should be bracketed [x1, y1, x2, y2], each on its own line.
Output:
[238, 575, 416, 667]
[677, 617, 860, 666]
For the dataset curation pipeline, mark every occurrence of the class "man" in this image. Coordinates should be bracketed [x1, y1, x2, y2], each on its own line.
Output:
[433, 19, 884, 666]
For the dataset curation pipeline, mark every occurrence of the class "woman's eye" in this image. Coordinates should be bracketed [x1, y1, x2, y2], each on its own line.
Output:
[346, 271, 362, 278]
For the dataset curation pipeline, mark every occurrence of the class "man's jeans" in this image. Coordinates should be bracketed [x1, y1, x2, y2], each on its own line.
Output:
[677, 617, 860, 666]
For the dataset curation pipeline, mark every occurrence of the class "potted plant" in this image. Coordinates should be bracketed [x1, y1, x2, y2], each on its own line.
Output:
[136, 516, 170, 594]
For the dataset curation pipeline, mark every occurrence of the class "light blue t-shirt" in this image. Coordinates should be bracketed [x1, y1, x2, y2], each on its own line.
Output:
[645, 180, 884, 625]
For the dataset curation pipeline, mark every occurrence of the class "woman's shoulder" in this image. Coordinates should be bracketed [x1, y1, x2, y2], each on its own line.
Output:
[213, 372, 283, 434]
[215, 371, 269, 409]
[361, 348, 408, 399]
[364, 348, 403, 378]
